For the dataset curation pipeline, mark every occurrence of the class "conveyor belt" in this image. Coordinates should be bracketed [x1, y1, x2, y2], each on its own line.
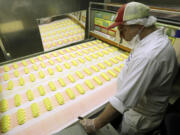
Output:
[39, 18, 85, 51]
[0, 40, 128, 135]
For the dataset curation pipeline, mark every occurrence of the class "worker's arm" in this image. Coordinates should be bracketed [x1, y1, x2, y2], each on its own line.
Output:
[80, 103, 120, 133]
[94, 103, 120, 129]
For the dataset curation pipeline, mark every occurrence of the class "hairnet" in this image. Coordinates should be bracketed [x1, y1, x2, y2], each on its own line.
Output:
[125, 16, 157, 27]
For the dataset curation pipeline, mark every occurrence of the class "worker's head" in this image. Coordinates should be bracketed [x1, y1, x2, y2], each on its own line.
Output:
[108, 2, 157, 42]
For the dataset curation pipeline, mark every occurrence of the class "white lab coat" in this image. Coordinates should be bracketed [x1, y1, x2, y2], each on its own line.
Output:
[110, 28, 178, 135]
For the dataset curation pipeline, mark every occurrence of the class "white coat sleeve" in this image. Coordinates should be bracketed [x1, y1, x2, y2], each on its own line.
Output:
[109, 56, 159, 113]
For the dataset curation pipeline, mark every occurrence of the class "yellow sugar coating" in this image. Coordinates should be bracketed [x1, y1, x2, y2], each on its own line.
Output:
[78, 57, 85, 63]
[38, 56, 43, 61]
[90, 65, 99, 72]
[67, 74, 75, 83]
[30, 58, 35, 64]
[52, 42, 57, 47]
[98, 45, 105, 49]
[39, 70, 45, 79]
[14, 70, 19, 77]
[64, 55, 69, 60]
[3, 73, 9, 81]
[1, 115, 10, 133]
[48, 60, 54, 65]
[17, 108, 26, 125]
[38, 85, 46, 96]
[22, 60, 27, 66]
[91, 41, 97, 44]
[120, 63, 124, 68]
[69, 32, 73, 36]
[56, 65, 63, 72]
[30, 73, 36, 82]
[85, 56, 92, 61]
[66, 88, 75, 99]
[4, 65, 9, 72]
[87, 42, 93, 46]
[13, 63, 18, 69]
[108, 48, 114, 52]
[102, 50, 109, 55]
[48, 81, 56, 91]
[24, 67, 30, 74]
[114, 66, 121, 72]
[74, 36, 78, 41]
[75, 84, 85, 94]
[85, 80, 94, 89]
[100, 73, 110, 81]
[40, 62, 46, 68]
[56, 57, 62, 62]
[75, 71, 84, 79]
[59, 50, 65, 55]
[91, 54, 98, 59]
[64, 63, 71, 69]
[98, 63, 106, 69]
[7, 80, 14, 90]
[19, 77, 25, 86]
[14, 94, 21, 107]
[71, 47, 76, 50]
[82, 49, 88, 54]
[110, 58, 118, 64]
[64, 39, 68, 44]
[65, 48, 71, 52]
[43, 97, 53, 111]
[107, 69, 117, 77]
[58, 78, 66, 87]
[76, 45, 82, 49]
[70, 53, 76, 58]
[68, 37, 73, 42]
[48, 68, 54, 75]
[52, 52, 58, 57]
[77, 51, 83, 56]
[58, 41, 62, 45]
[102, 43, 109, 47]
[97, 52, 104, 57]
[1, 99, 8, 112]
[93, 76, 103, 85]
[104, 60, 112, 66]
[64, 33, 68, 37]
[33, 64, 38, 71]
[59, 35, 63, 39]
[0, 84, 2, 93]
[26, 90, 34, 101]
[82, 43, 88, 48]
[120, 53, 128, 59]
[71, 60, 78, 66]
[93, 46, 99, 50]
[88, 48, 94, 52]
[45, 54, 50, 59]
[31, 103, 40, 118]
[83, 68, 92, 75]
[61, 29, 65, 33]
[47, 44, 51, 49]
[96, 40, 102, 43]
[116, 56, 124, 61]
[55, 92, 64, 105]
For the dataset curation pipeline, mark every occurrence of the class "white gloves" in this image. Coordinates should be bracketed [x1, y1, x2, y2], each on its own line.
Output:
[80, 118, 96, 134]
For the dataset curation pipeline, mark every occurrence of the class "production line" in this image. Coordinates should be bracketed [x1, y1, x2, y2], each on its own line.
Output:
[0, 39, 128, 134]
[0, 1, 180, 135]
[39, 18, 85, 51]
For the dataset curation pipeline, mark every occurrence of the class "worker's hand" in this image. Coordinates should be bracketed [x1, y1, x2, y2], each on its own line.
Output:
[79, 118, 96, 134]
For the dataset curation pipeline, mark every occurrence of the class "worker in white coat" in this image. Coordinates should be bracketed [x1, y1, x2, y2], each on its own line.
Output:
[80, 2, 178, 135]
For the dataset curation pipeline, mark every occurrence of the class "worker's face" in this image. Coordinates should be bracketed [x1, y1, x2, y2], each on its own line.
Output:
[118, 24, 142, 41]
